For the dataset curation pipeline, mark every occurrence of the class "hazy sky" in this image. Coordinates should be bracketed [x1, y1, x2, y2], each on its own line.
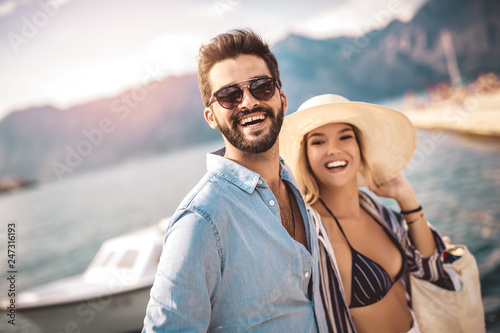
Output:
[0, 0, 427, 119]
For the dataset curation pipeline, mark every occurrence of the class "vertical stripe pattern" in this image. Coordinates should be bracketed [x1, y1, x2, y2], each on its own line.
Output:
[309, 190, 448, 332]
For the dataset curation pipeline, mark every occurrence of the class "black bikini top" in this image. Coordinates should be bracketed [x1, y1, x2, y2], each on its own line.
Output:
[319, 198, 405, 308]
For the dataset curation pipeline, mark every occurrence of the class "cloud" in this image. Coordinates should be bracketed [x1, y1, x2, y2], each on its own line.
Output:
[293, 0, 427, 39]
[146, 33, 201, 75]
[31, 32, 203, 110]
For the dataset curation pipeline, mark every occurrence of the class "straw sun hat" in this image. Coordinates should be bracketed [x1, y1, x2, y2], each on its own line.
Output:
[279, 94, 417, 186]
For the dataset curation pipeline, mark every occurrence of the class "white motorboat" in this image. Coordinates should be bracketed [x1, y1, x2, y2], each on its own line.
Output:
[2, 219, 168, 333]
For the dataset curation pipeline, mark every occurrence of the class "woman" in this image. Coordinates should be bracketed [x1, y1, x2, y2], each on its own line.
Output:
[280, 94, 451, 333]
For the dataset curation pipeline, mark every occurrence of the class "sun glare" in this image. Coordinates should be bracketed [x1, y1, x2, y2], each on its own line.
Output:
[146, 33, 200, 76]
[42, 54, 147, 108]
[39, 33, 201, 109]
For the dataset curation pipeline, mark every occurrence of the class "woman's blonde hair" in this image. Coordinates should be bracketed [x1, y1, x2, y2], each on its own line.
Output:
[293, 125, 375, 205]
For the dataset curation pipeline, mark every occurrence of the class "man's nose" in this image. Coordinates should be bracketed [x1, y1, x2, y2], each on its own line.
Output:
[238, 85, 260, 110]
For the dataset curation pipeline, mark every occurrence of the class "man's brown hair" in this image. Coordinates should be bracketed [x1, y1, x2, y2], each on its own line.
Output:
[198, 28, 282, 107]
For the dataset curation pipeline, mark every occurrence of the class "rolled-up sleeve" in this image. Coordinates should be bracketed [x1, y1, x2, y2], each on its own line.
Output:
[142, 211, 221, 333]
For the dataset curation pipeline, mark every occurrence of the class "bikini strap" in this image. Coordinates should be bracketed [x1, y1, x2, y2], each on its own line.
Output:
[318, 198, 352, 247]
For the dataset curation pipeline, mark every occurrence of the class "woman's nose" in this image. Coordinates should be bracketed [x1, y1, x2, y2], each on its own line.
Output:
[326, 141, 341, 154]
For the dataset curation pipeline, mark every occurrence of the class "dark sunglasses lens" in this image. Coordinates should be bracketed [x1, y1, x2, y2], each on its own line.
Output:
[213, 78, 276, 109]
[250, 78, 276, 100]
[216, 87, 242, 108]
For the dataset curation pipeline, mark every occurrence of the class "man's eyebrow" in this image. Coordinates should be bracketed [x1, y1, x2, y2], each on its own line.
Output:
[223, 75, 270, 88]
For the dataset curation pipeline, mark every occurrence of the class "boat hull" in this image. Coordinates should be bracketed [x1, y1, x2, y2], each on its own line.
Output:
[18, 286, 151, 333]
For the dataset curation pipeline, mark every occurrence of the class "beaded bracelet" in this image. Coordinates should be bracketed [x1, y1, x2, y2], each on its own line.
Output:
[401, 205, 422, 215]
[406, 212, 424, 225]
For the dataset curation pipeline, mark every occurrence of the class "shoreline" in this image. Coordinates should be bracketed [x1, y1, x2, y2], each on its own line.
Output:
[402, 91, 500, 137]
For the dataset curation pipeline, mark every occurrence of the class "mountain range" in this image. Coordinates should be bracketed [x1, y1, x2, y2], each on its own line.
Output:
[1, 0, 499, 184]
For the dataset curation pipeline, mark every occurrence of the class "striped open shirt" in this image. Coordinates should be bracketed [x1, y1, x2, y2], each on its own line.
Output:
[311, 190, 448, 333]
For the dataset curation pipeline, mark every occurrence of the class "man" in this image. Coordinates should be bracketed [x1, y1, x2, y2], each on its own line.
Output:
[142, 29, 327, 332]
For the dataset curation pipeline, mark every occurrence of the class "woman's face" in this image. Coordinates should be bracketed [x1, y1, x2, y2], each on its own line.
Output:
[305, 122, 361, 189]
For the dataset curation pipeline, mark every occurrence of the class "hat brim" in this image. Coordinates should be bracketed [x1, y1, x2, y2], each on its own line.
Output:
[279, 101, 417, 186]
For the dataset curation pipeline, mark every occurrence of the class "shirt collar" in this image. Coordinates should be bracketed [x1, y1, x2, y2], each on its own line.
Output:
[207, 147, 295, 193]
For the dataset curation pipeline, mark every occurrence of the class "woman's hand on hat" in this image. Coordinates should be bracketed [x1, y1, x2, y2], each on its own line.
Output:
[369, 174, 419, 211]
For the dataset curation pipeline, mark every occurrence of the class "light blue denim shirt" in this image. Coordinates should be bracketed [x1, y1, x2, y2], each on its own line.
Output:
[143, 148, 327, 333]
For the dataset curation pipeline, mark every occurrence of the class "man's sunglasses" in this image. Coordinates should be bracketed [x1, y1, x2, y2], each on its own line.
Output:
[208, 77, 278, 109]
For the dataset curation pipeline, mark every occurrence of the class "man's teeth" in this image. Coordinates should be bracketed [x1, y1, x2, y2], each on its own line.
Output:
[326, 161, 347, 168]
[240, 114, 265, 126]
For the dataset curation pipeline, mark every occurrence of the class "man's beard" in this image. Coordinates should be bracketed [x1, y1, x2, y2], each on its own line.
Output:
[215, 103, 284, 154]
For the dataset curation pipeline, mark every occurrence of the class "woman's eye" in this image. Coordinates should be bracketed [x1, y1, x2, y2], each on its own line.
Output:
[340, 135, 353, 140]
[310, 140, 324, 145]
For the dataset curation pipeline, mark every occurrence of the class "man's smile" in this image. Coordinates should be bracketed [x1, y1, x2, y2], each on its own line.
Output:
[239, 113, 267, 126]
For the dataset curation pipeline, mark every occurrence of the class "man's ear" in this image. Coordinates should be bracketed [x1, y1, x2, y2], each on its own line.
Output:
[280, 91, 288, 114]
[204, 107, 219, 129]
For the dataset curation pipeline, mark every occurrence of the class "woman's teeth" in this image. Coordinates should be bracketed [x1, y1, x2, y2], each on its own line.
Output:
[326, 160, 347, 169]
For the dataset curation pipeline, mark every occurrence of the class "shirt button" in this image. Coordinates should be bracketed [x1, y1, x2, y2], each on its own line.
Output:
[269, 200, 275, 206]
[304, 272, 310, 278]
[258, 180, 263, 185]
